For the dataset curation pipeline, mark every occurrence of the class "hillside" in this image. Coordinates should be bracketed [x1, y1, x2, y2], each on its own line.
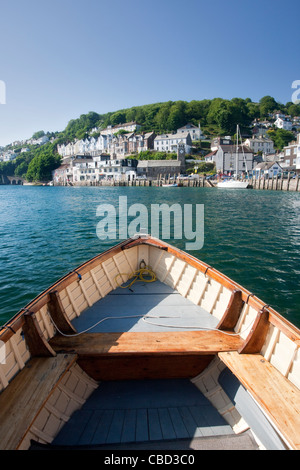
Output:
[0, 96, 299, 182]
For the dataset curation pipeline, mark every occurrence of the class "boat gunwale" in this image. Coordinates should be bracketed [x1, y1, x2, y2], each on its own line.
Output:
[1, 235, 299, 345]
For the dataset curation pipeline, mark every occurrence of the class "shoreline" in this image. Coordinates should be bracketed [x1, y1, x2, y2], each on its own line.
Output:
[1, 172, 300, 192]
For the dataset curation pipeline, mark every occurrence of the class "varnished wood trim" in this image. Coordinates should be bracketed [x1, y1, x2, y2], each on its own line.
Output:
[217, 290, 244, 331]
[23, 313, 56, 357]
[48, 291, 77, 335]
[238, 308, 270, 354]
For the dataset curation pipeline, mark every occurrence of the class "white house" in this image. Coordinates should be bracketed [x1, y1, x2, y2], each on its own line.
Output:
[275, 117, 293, 131]
[253, 161, 283, 178]
[244, 136, 274, 155]
[177, 123, 204, 141]
[0, 151, 17, 161]
[70, 156, 137, 183]
[154, 131, 192, 154]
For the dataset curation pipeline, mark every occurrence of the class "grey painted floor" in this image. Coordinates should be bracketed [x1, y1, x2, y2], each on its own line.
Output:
[53, 378, 235, 447]
[72, 279, 218, 333]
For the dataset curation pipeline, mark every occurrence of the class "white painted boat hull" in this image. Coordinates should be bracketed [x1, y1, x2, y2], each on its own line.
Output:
[217, 180, 249, 189]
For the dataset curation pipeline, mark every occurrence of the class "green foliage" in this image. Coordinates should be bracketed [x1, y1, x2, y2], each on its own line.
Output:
[130, 151, 177, 160]
[259, 96, 278, 118]
[206, 98, 252, 134]
[26, 143, 61, 182]
[62, 111, 102, 142]
[194, 162, 215, 173]
[32, 130, 45, 140]
[267, 129, 295, 150]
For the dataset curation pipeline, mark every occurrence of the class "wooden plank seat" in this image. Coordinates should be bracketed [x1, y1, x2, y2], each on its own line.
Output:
[0, 354, 77, 450]
[49, 332, 243, 381]
[50, 331, 244, 356]
[219, 351, 300, 450]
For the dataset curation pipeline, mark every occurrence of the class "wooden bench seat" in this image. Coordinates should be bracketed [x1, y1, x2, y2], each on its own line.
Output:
[219, 351, 300, 450]
[0, 354, 77, 450]
[49, 331, 243, 381]
[50, 331, 244, 356]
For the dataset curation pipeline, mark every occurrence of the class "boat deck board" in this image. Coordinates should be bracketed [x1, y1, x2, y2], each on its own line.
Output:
[52, 378, 235, 447]
[71, 280, 219, 333]
[219, 351, 300, 450]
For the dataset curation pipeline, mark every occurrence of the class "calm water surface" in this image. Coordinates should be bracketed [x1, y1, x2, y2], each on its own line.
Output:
[0, 185, 299, 327]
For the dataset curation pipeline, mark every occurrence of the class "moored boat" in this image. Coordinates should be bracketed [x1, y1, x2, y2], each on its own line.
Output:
[216, 179, 249, 189]
[0, 234, 299, 451]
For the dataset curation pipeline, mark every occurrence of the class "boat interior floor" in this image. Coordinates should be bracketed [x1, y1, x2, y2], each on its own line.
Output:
[50, 378, 258, 450]
[71, 280, 219, 333]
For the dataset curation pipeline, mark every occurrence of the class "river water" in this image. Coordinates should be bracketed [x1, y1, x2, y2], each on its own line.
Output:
[0, 185, 299, 327]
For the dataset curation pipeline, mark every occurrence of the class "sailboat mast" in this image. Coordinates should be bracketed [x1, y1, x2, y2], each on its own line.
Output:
[236, 124, 239, 179]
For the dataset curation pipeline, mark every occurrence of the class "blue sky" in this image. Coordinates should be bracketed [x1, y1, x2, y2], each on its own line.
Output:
[0, 0, 299, 146]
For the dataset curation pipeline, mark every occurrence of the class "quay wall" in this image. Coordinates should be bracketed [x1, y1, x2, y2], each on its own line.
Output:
[54, 172, 300, 192]
[250, 174, 300, 192]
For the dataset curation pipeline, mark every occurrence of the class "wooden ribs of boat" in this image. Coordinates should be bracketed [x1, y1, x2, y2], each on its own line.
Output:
[0, 235, 299, 450]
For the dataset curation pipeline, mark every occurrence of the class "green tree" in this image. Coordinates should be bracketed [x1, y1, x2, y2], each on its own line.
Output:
[166, 101, 187, 130]
[26, 144, 61, 182]
[267, 129, 295, 150]
[32, 130, 45, 140]
[259, 96, 278, 118]
[110, 111, 126, 126]
[287, 103, 300, 117]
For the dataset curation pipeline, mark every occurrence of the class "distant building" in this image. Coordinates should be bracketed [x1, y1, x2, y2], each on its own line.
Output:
[210, 137, 233, 151]
[275, 117, 293, 131]
[57, 130, 155, 160]
[100, 122, 142, 136]
[253, 161, 283, 178]
[154, 132, 192, 154]
[0, 150, 17, 161]
[52, 164, 73, 185]
[214, 144, 254, 175]
[177, 123, 204, 141]
[282, 133, 300, 172]
[244, 136, 274, 155]
[52, 155, 138, 184]
[137, 142, 186, 178]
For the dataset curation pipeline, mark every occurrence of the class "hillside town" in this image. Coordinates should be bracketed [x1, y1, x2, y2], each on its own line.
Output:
[1, 111, 300, 185]
[49, 117, 300, 185]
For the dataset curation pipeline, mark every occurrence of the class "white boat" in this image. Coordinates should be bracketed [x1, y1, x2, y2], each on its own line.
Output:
[217, 125, 250, 189]
[162, 183, 178, 187]
[217, 180, 249, 189]
[0, 235, 299, 450]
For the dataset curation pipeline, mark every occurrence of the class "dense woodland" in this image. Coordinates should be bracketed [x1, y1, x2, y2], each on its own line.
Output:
[1, 96, 299, 182]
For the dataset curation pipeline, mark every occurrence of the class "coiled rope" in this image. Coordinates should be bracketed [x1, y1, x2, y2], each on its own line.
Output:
[114, 263, 157, 290]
